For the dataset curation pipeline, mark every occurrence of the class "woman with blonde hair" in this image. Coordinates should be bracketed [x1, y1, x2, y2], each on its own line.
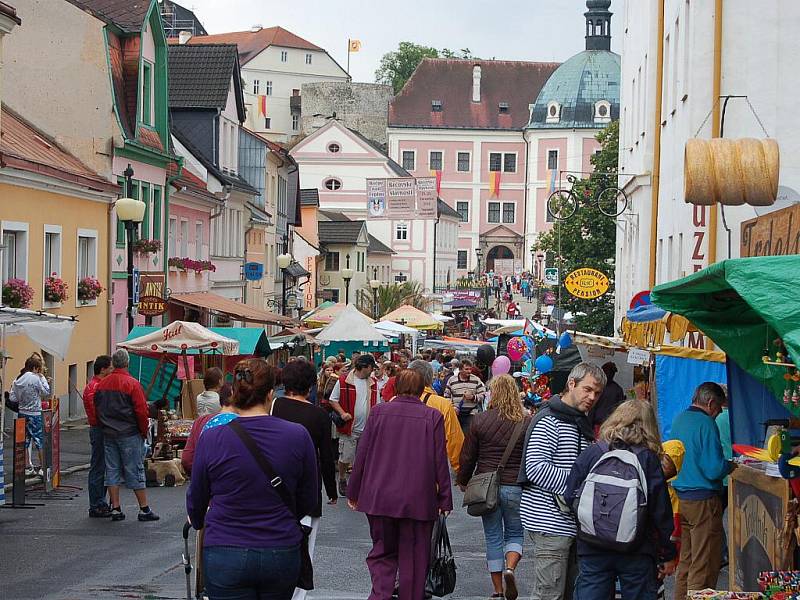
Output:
[565, 400, 677, 600]
[458, 374, 531, 600]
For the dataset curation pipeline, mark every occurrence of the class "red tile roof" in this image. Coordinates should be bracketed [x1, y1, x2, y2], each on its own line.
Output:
[168, 162, 219, 202]
[137, 126, 164, 152]
[0, 2, 21, 25]
[0, 105, 117, 192]
[183, 26, 322, 65]
[65, 0, 150, 33]
[389, 58, 561, 130]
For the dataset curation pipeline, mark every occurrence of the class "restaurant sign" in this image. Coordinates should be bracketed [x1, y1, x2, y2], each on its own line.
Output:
[137, 272, 168, 317]
[564, 268, 610, 300]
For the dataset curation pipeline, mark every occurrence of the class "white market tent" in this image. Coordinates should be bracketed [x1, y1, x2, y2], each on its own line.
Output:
[374, 320, 420, 355]
[316, 304, 389, 347]
[117, 321, 240, 355]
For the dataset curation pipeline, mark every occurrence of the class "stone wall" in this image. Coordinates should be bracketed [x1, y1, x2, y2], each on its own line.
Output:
[300, 82, 393, 147]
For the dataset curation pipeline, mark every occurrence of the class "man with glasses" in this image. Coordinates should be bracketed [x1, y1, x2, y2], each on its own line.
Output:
[329, 354, 378, 496]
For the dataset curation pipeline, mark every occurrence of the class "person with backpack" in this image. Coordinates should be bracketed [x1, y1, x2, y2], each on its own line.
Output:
[517, 362, 605, 600]
[564, 400, 677, 600]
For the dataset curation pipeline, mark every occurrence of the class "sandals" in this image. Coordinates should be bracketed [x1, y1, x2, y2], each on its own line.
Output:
[503, 568, 519, 600]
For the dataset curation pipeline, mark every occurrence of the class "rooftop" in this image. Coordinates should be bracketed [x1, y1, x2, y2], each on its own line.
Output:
[66, 0, 150, 33]
[299, 188, 320, 207]
[318, 220, 366, 245]
[168, 44, 241, 110]
[0, 2, 21, 25]
[368, 234, 394, 255]
[437, 198, 461, 220]
[185, 26, 323, 65]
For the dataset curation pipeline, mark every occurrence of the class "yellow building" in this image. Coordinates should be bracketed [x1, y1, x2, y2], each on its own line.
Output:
[0, 106, 118, 420]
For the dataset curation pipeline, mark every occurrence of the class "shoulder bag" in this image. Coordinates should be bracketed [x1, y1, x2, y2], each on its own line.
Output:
[228, 419, 314, 591]
[462, 419, 526, 517]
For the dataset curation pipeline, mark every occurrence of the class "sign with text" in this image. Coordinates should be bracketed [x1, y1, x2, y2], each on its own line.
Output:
[627, 348, 651, 365]
[244, 262, 264, 281]
[740, 203, 800, 257]
[544, 268, 559, 286]
[366, 177, 438, 220]
[564, 268, 610, 300]
[137, 272, 168, 316]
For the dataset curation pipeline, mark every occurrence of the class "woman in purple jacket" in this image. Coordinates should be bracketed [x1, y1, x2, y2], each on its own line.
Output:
[187, 359, 319, 600]
[347, 369, 453, 600]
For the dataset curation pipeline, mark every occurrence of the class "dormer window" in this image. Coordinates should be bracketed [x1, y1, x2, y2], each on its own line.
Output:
[141, 60, 154, 126]
[431, 100, 443, 112]
[498, 102, 509, 114]
[594, 100, 611, 123]
[546, 101, 561, 124]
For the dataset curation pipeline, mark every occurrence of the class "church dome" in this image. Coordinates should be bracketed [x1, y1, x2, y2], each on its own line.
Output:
[527, 49, 620, 130]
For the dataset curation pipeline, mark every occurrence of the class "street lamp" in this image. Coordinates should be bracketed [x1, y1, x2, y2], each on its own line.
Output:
[536, 252, 545, 316]
[341, 253, 354, 305]
[115, 164, 145, 333]
[277, 249, 292, 316]
[474, 247, 485, 308]
[370, 267, 380, 320]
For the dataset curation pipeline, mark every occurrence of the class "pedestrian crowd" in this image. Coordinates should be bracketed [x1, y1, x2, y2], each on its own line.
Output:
[3, 339, 731, 600]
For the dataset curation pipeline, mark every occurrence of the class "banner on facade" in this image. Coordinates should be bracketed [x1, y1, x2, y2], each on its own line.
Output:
[366, 177, 438, 220]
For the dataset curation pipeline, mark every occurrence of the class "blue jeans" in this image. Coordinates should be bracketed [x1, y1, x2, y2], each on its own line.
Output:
[480, 485, 524, 572]
[203, 545, 300, 600]
[88, 426, 108, 509]
[575, 552, 658, 600]
[104, 434, 145, 490]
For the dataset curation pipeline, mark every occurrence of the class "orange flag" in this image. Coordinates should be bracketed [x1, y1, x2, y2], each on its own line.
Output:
[431, 169, 443, 195]
[490, 171, 501, 197]
[258, 95, 267, 117]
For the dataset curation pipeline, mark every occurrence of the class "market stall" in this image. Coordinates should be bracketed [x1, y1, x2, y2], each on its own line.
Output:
[374, 320, 419, 355]
[381, 305, 442, 332]
[316, 304, 390, 359]
[652, 256, 800, 592]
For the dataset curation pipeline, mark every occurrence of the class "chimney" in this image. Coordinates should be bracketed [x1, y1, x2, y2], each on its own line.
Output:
[472, 64, 481, 103]
[178, 30, 192, 44]
[251, 24, 263, 33]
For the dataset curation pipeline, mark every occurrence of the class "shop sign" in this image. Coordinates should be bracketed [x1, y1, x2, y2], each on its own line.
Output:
[366, 177, 437, 220]
[564, 268, 609, 300]
[542, 291, 556, 306]
[138, 296, 168, 317]
[740, 202, 800, 257]
[286, 293, 298, 309]
[627, 348, 651, 365]
[137, 272, 168, 316]
[544, 268, 559, 286]
[244, 262, 264, 281]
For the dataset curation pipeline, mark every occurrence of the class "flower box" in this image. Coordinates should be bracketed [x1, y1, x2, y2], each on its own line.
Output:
[2, 278, 34, 308]
[131, 238, 162, 256]
[77, 276, 104, 303]
[168, 257, 216, 273]
[44, 274, 69, 303]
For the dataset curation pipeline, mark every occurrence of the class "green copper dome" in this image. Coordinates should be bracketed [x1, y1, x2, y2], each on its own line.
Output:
[527, 49, 620, 130]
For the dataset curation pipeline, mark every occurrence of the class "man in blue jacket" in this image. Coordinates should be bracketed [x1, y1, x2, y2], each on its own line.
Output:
[669, 382, 735, 600]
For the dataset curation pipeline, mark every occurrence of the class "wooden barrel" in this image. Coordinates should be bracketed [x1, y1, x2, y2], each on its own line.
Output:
[684, 138, 779, 206]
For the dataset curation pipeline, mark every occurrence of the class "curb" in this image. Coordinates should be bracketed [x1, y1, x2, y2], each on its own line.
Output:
[3, 462, 90, 493]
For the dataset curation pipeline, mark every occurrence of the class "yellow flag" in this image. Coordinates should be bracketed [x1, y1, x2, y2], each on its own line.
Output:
[349, 39, 362, 53]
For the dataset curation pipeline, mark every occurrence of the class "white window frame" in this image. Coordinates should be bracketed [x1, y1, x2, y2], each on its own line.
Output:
[594, 100, 612, 124]
[168, 217, 177, 261]
[43, 224, 63, 307]
[502, 152, 517, 173]
[280, 50, 288, 62]
[456, 201, 469, 223]
[546, 101, 561, 124]
[264, 117, 272, 129]
[76, 228, 98, 307]
[292, 114, 299, 131]
[265, 81, 273, 96]
[180, 219, 189, 258]
[502, 202, 516, 224]
[1, 221, 29, 285]
[488, 152, 503, 172]
[456, 151, 471, 172]
[401, 149, 416, 171]
[395, 222, 409, 241]
[305, 53, 312, 65]
[487, 202, 501, 224]
[195, 221, 204, 260]
[547, 149, 559, 171]
[457, 250, 468, 270]
[253, 79, 260, 94]
[428, 150, 444, 172]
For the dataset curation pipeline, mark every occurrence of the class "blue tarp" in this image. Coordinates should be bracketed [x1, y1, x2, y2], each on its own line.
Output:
[626, 305, 667, 323]
[656, 354, 727, 438]
[727, 358, 789, 448]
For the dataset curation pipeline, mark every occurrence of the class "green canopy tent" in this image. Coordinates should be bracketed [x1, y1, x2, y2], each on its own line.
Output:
[650, 256, 800, 405]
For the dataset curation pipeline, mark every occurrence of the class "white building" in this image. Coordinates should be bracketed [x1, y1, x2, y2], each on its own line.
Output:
[615, 0, 800, 331]
[187, 26, 349, 143]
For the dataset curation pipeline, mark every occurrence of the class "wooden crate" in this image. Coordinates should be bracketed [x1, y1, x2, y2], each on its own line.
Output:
[729, 465, 792, 591]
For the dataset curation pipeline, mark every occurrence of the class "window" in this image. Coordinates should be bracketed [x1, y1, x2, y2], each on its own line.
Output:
[457, 152, 470, 172]
[152, 187, 162, 240]
[325, 289, 340, 302]
[502, 202, 515, 224]
[141, 61, 153, 125]
[325, 251, 340, 271]
[457, 250, 468, 269]
[547, 149, 559, 171]
[503, 153, 516, 173]
[546, 101, 561, 123]
[253, 79, 260, 94]
[305, 53, 312, 64]
[195, 222, 203, 260]
[594, 100, 611, 123]
[168, 218, 177, 258]
[292, 114, 299, 131]
[489, 152, 502, 172]
[498, 102, 509, 114]
[431, 100, 443, 112]
[140, 183, 150, 239]
[429, 151, 442, 171]
[265, 81, 272, 95]
[281, 50, 288, 62]
[488, 202, 501, 223]
[77, 230, 97, 280]
[395, 223, 408, 241]
[456, 201, 469, 222]
[44, 227, 61, 278]
[327, 143, 341, 153]
[264, 117, 271, 129]
[180, 220, 189, 257]
[401, 150, 415, 171]
[2, 224, 28, 283]
[324, 178, 342, 191]
[358, 251, 365, 272]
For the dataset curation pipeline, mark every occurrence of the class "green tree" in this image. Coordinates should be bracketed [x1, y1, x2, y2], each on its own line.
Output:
[375, 43, 479, 94]
[533, 120, 620, 335]
[356, 281, 431, 319]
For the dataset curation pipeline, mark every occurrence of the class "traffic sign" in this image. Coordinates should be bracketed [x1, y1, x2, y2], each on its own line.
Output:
[629, 290, 652, 310]
[544, 268, 559, 286]
[132, 268, 140, 304]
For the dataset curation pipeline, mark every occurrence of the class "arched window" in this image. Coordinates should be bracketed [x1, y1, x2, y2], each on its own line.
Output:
[546, 101, 561, 124]
[594, 100, 611, 123]
[324, 178, 342, 191]
[587, 19, 592, 37]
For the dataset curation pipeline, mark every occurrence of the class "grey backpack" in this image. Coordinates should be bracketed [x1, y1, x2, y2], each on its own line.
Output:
[575, 444, 648, 552]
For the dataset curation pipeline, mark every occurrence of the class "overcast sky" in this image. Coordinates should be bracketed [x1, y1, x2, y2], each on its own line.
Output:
[185, 0, 624, 83]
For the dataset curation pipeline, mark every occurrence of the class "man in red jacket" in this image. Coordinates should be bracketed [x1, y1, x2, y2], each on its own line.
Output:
[83, 354, 113, 518]
[329, 354, 378, 496]
[94, 349, 159, 522]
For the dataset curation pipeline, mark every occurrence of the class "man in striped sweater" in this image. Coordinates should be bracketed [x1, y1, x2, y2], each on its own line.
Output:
[518, 363, 605, 600]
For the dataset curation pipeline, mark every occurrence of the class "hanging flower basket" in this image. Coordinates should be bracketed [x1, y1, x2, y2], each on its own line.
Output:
[168, 257, 216, 273]
[131, 238, 162, 256]
[2, 278, 34, 308]
[44, 274, 69, 303]
[77, 276, 104, 303]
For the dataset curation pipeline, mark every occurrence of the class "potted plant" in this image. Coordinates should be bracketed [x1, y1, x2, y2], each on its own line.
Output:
[2, 278, 34, 308]
[77, 276, 104, 304]
[168, 257, 216, 273]
[131, 238, 162, 256]
[44, 274, 69, 303]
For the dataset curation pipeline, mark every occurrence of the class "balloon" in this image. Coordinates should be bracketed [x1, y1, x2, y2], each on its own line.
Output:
[477, 344, 496, 366]
[523, 358, 534, 374]
[534, 354, 554, 374]
[491, 355, 511, 376]
[558, 331, 573, 350]
[507, 337, 527, 361]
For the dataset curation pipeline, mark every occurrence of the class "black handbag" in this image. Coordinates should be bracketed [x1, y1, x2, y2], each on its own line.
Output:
[426, 515, 457, 597]
[229, 419, 314, 591]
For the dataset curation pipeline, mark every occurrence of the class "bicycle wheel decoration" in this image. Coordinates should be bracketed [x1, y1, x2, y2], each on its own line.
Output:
[596, 186, 629, 217]
[546, 189, 577, 220]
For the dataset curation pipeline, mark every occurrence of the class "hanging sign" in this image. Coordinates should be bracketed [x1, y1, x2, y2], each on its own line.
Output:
[244, 262, 264, 281]
[366, 177, 437, 220]
[137, 272, 168, 317]
[564, 268, 609, 300]
[544, 268, 559, 286]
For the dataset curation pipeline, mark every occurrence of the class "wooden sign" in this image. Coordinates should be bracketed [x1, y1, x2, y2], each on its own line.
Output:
[137, 272, 168, 316]
[740, 203, 800, 257]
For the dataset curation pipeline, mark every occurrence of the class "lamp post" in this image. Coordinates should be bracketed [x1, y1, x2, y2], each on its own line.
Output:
[115, 164, 146, 333]
[370, 267, 380, 320]
[536, 252, 545, 316]
[475, 246, 485, 309]
[342, 253, 354, 305]
[277, 247, 292, 316]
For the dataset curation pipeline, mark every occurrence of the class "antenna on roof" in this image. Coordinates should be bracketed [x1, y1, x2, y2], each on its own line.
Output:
[251, 24, 263, 32]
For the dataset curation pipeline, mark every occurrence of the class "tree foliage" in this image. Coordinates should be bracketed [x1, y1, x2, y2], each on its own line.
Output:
[533, 120, 619, 336]
[375, 42, 478, 94]
[355, 281, 432, 319]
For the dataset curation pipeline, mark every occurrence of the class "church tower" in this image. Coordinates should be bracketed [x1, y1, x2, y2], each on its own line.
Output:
[585, 0, 612, 51]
